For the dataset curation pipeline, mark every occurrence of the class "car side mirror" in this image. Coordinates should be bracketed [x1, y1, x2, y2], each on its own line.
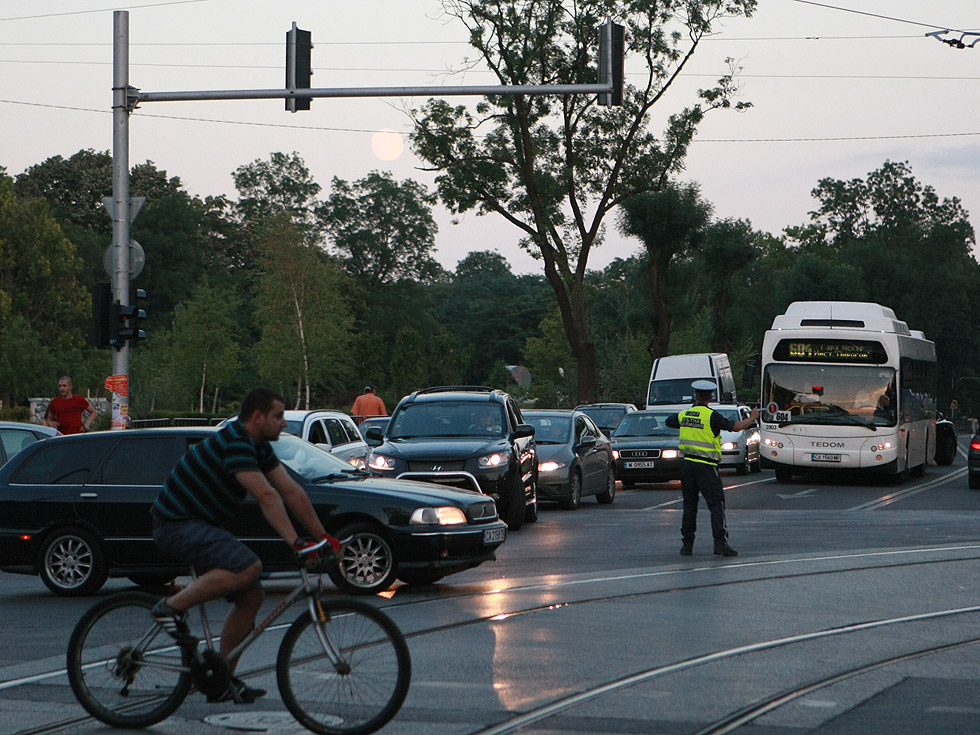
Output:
[513, 423, 534, 439]
[365, 426, 383, 441]
[578, 436, 597, 449]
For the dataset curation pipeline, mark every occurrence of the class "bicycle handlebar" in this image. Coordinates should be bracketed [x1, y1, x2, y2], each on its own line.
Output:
[294, 536, 353, 557]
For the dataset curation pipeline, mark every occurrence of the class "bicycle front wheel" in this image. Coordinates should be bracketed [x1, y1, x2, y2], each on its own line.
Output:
[277, 598, 411, 735]
[67, 591, 192, 728]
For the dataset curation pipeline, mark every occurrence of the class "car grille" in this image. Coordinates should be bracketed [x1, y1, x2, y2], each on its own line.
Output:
[619, 449, 662, 459]
[467, 500, 498, 522]
[409, 460, 465, 472]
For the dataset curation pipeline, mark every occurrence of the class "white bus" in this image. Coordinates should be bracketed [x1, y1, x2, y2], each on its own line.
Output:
[759, 302, 937, 482]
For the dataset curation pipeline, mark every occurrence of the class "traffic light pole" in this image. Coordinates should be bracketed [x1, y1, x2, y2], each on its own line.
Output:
[110, 11, 132, 430]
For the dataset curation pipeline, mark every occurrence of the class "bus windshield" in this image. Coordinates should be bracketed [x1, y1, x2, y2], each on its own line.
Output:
[762, 364, 897, 428]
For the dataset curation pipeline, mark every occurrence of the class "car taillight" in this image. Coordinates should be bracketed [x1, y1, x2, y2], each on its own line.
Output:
[971, 440, 980, 451]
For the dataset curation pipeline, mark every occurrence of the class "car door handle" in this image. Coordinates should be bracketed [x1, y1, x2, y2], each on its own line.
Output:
[79, 493, 98, 499]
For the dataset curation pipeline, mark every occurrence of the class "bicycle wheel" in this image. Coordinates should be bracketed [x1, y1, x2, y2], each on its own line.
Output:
[67, 591, 192, 728]
[277, 598, 411, 735]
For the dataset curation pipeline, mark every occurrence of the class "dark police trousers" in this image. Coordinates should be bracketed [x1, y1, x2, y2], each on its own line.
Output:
[680, 459, 728, 545]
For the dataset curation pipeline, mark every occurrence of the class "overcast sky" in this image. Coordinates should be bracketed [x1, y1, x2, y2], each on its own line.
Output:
[2, 1, 978, 275]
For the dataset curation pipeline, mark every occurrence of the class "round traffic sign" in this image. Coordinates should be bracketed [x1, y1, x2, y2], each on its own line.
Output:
[103, 240, 145, 278]
[766, 402, 779, 415]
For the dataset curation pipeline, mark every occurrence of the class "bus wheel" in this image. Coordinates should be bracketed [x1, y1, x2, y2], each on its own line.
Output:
[774, 466, 793, 483]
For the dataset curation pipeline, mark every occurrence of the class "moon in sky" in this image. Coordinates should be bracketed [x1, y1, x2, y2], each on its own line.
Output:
[370, 129, 405, 161]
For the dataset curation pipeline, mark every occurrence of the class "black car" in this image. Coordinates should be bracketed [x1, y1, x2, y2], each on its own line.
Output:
[365, 386, 537, 530]
[610, 409, 685, 487]
[573, 403, 638, 436]
[523, 410, 615, 509]
[0, 428, 507, 596]
[969, 431, 980, 489]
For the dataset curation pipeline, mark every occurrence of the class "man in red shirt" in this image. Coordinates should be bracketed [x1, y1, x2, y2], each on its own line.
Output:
[43, 376, 97, 434]
[351, 384, 387, 425]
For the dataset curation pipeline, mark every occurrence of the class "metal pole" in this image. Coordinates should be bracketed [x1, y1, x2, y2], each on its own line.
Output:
[111, 11, 131, 429]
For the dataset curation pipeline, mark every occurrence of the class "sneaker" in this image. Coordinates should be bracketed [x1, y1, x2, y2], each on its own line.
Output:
[680, 544, 693, 556]
[151, 598, 198, 646]
[207, 676, 267, 704]
[713, 544, 738, 557]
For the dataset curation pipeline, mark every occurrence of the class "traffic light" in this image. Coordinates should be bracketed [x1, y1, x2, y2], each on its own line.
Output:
[598, 20, 625, 107]
[91, 282, 114, 349]
[285, 23, 312, 112]
[103, 286, 147, 350]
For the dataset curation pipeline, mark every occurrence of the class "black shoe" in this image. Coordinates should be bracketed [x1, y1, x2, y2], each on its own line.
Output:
[680, 544, 693, 556]
[151, 598, 198, 646]
[714, 544, 738, 557]
[207, 676, 267, 704]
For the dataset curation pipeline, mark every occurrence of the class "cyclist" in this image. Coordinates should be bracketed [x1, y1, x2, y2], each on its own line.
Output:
[150, 387, 340, 704]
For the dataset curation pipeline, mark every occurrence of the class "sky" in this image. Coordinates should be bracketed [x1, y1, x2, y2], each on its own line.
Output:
[2, 1, 979, 276]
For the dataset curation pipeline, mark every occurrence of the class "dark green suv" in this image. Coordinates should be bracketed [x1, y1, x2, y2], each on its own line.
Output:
[366, 386, 538, 530]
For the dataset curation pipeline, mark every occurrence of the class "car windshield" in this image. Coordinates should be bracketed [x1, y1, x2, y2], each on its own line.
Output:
[613, 413, 679, 437]
[283, 420, 304, 437]
[524, 414, 571, 444]
[578, 407, 625, 430]
[762, 364, 897, 428]
[389, 401, 506, 439]
[715, 409, 740, 424]
[271, 434, 354, 481]
[648, 378, 714, 405]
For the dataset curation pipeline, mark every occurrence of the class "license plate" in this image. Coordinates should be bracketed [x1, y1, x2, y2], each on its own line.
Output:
[483, 527, 507, 544]
[626, 461, 656, 469]
[812, 453, 841, 462]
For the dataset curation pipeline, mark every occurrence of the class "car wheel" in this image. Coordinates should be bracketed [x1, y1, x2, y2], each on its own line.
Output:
[596, 469, 616, 505]
[524, 491, 539, 523]
[736, 455, 749, 475]
[329, 522, 397, 595]
[397, 570, 446, 586]
[750, 457, 762, 473]
[499, 477, 526, 531]
[774, 466, 793, 483]
[39, 528, 108, 596]
[935, 429, 956, 466]
[970, 473, 980, 490]
[560, 471, 582, 510]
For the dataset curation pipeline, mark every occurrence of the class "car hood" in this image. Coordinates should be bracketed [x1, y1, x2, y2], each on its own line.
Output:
[375, 438, 511, 459]
[305, 473, 485, 502]
[611, 436, 679, 449]
[533, 443, 571, 463]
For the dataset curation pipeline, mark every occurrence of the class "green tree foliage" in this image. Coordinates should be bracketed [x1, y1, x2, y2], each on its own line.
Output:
[411, 0, 756, 403]
[170, 280, 242, 413]
[0, 315, 59, 407]
[523, 307, 576, 408]
[252, 216, 353, 408]
[0, 176, 89, 349]
[618, 183, 713, 360]
[322, 171, 442, 287]
[785, 160, 980, 405]
[389, 326, 428, 401]
[438, 250, 550, 384]
[233, 151, 322, 233]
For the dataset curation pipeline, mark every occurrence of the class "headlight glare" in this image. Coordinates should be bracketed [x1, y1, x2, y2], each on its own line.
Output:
[662, 449, 679, 459]
[478, 452, 508, 468]
[410, 506, 468, 525]
[539, 460, 566, 473]
[368, 454, 395, 470]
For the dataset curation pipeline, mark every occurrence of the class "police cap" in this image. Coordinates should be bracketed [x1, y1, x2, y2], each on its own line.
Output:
[691, 380, 716, 392]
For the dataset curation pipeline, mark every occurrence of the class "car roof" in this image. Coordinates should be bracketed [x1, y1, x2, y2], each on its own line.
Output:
[575, 403, 636, 409]
[404, 386, 508, 403]
[283, 409, 353, 420]
[0, 421, 59, 435]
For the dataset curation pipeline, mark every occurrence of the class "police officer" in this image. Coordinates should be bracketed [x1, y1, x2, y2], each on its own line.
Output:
[666, 380, 759, 557]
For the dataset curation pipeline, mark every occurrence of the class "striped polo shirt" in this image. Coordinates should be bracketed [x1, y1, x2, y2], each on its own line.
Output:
[152, 421, 280, 525]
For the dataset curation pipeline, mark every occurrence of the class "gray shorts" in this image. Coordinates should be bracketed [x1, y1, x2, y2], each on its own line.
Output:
[153, 517, 261, 585]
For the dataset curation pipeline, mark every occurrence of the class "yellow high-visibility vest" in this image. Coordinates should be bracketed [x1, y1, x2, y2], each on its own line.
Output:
[677, 405, 721, 465]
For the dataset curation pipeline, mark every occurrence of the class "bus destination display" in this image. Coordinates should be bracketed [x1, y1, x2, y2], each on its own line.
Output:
[773, 339, 888, 364]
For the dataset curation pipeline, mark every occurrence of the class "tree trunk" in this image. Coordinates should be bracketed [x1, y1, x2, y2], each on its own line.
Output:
[198, 360, 207, 414]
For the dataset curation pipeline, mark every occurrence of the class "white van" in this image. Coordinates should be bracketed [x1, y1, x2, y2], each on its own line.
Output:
[647, 353, 737, 407]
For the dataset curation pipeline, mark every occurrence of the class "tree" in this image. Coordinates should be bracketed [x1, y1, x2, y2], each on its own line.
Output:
[232, 152, 322, 232]
[170, 280, 242, 413]
[252, 215, 353, 408]
[618, 183, 713, 359]
[411, 0, 756, 402]
[322, 171, 442, 287]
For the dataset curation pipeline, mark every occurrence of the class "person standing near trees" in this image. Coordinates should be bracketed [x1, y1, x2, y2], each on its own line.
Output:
[42, 376, 97, 434]
[351, 384, 386, 425]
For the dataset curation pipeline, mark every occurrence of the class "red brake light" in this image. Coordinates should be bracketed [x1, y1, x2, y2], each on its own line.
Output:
[971, 440, 980, 451]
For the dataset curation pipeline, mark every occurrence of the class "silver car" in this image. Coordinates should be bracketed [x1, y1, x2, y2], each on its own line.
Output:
[0, 421, 59, 466]
[711, 405, 761, 475]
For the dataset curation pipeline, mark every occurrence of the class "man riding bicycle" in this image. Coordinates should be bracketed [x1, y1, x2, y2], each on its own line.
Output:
[150, 387, 340, 704]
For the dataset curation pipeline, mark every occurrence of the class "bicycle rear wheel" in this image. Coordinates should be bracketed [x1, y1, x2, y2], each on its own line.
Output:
[67, 591, 192, 728]
[277, 598, 411, 735]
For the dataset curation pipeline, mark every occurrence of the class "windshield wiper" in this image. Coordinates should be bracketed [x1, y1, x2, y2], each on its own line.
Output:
[310, 472, 353, 483]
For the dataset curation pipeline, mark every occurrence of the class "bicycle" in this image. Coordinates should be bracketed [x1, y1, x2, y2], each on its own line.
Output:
[66, 538, 411, 735]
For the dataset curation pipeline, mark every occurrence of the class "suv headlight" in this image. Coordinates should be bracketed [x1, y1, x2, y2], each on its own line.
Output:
[368, 454, 395, 470]
[478, 452, 508, 468]
[410, 507, 467, 525]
